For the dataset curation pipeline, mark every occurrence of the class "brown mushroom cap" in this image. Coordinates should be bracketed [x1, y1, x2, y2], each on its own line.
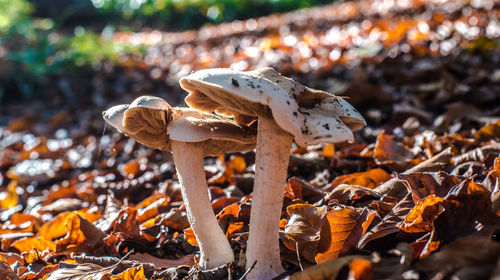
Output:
[102, 96, 256, 156]
[179, 67, 366, 147]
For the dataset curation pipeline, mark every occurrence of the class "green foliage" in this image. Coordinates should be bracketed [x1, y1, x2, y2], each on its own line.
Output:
[0, 0, 144, 101]
[93, 0, 334, 29]
[0, 0, 32, 32]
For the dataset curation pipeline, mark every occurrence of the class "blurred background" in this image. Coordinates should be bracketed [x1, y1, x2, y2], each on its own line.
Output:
[0, 0, 498, 141]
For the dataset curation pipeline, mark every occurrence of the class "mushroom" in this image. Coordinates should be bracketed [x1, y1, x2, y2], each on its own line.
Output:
[180, 68, 366, 279]
[102, 96, 256, 269]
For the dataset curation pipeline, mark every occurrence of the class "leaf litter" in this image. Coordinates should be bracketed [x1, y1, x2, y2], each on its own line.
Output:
[0, 0, 499, 279]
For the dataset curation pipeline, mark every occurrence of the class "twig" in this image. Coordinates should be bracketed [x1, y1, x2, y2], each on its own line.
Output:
[295, 242, 304, 271]
[239, 260, 256, 280]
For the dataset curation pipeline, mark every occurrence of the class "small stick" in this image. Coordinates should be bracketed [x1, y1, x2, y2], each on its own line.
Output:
[295, 242, 304, 271]
[239, 260, 257, 280]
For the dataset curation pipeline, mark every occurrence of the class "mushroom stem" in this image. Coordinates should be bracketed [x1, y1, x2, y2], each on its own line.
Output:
[246, 117, 293, 280]
[171, 140, 235, 269]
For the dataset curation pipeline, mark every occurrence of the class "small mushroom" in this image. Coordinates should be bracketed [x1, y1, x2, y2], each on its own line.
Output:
[180, 68, 366, 279]
[103, 96, 256, 269]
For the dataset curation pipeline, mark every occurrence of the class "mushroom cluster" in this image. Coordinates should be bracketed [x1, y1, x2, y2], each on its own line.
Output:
[103, 96, 256, 269]
[180, 67, 366, 280]
[103, 68, 365, 279]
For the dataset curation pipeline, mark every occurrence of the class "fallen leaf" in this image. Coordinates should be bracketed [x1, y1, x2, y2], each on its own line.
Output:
[358, 194, 415, 250]
[0, 255, 19, 280]
[0, 181, 19, 209]
[329, 168, 392, 191]
[316, 208, 375, 263]
[284, 204, 327, 262]
[44, 261, 114, 280]
[110, 265, 145, 280]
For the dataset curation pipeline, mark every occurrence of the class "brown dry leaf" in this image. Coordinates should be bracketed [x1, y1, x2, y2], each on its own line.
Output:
[110, 265, 145, 280]
[11, 237, 55, 253]
[329, 168, 392, 190]
[348, 258, 372, 280]
[358, 194, 415, 249]
[415, 236, 500, 278]
[287, 177, 325, 203]
[183, 228, 198, 246]
[0, 255, 19, 280]
[405, 147, 452, 173]
[321, 144, 335, 157]
[373, 178, 410, 200]
[43, 186, 79, 206]
[156, 208, 189, 231]
[398, 171, 460, 202]
[111, 208, 141, 238]
[326, 184, 381, 206]
[56, 214, 106, 251]
[39, 209, 102, 241]
[284, 204, 327, 262]
[44, 261, 114, 280]
[137, 196, 169, 224]
[373, 131, 414, 165]
[228, 155, 246, 173]
[129, 253, 195, 268]
[402, 195, 445, 233]
[315, 208, 375, 263]
[289, 256, 367, 280]
[474, 121, 500, 140]
[0, 181, 19, 209]
[122, 159, 141, 178]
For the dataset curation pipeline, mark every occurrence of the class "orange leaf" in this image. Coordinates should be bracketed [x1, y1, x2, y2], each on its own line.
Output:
[348, 258, 372, 280]
[0, 181, 19, 209]
[183, 228, 198, 246]
[321, 144, 335, 157]
[228, 155, 246, 173]
[12, 237, 55, 253]
[315, 208, 375, 263]
[55, 214, 106, 251]
[474, 120, 500, 140]
[110, 265, 145, 280]
[329, 168, 392, 190]
[373, 131, 414, 164]
[402, 195, 445, 233]
[0, 255, 18, 280]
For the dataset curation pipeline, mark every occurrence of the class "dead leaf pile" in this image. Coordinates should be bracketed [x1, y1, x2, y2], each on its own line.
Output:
[0, 0, 499, 279]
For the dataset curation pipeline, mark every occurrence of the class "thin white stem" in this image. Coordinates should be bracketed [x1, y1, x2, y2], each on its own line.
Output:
[245, 117, 293, 280]
[171, 141, 235, 269]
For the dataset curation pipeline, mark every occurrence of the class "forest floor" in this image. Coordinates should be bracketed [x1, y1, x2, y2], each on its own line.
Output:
[0, 0, 499, 279]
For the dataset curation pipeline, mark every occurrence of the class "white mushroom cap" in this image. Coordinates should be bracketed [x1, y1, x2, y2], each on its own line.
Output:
[102, 104, 129, 133]
[102, 96, 256, 155]
[180, 68, 366, 147]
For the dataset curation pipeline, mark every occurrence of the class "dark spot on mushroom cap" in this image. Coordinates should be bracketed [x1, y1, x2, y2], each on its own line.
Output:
[322, 123, 330, 130]
[293, 112, 298, 117]
[231, 77, 239, 87]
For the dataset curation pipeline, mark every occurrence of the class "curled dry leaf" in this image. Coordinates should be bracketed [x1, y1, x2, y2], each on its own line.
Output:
[402, 195, 445, 234]
[415, 236, 500, 279]
[55, 214, 106, 252]
[315, 208, 376, 263]
[284, 204, 327, 263]
[398, 171, 460, 202]
[328, 168, 392, 191]
[109, 265, 145, 280]
[44, 261, 114, 280]
[358, 194, 415, 250]
[288, 255, 367, 280]
[0, 255, 19, 280]
[325, 184, 381, 206]
[373, 131, 414, 167]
